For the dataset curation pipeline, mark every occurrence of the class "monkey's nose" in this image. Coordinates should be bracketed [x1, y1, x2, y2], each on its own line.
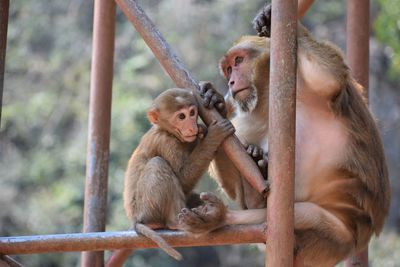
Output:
[192, 128, 198, 135]
[188, 126, 197, 135]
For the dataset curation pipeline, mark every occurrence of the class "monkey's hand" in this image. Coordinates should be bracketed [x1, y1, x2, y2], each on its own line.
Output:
[199, 81, 227, 118]
[207, 119, 235, 145]
[253, 2, 271, 37]
[178, 192, 227, 235]
[246, 144, 268, 179]
[197, 124, 207, 139]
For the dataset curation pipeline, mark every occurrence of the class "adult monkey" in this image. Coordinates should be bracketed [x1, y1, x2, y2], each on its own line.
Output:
[178, 1, 390, 266]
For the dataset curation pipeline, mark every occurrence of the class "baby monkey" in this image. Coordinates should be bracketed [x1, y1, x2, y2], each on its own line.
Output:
[107, 88, 234, 265]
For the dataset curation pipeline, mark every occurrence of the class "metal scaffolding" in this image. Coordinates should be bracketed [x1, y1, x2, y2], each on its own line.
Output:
[266, 0, 297, 266]
[0, 0, 371, 266]
[81, 0, 116, 266]
[345, 1, 370, 266]
[0, 0, 8, 126]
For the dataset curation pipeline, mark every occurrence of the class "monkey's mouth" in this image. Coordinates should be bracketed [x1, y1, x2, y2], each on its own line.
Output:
[182, 134, 197, 142]
[232, 87, 250, 99]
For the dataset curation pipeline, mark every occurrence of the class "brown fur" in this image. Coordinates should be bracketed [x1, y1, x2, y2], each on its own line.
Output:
[106, 88, 234, 266]
[178, 7, 390, 267]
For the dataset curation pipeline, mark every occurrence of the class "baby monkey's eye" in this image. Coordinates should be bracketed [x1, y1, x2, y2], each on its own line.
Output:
[190, 109, 196, 116]
[178, 113, 186, 120]
[234, 56, 244, 66]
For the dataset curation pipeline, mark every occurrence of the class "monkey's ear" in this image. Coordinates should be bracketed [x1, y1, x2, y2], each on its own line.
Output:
[147, 108, 159, 125]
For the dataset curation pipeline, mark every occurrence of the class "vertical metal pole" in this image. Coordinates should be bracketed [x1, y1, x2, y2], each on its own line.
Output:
[346, 0, 369, 96]
[266, 0, 298, 266]
[0, 0, 9, 127]
[81, 0, 116, 266]
[345, 1, 370, 266]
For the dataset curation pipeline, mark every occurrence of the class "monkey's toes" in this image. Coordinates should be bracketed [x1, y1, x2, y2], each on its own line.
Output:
[199, 192, 221, 204]
[178, 209, 205, 227]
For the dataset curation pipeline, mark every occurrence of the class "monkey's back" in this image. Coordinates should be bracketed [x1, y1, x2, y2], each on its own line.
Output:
[123, 127, 188, 225]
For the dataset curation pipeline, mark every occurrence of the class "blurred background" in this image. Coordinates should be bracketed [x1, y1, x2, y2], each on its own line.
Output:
[0, 0, 399, 266]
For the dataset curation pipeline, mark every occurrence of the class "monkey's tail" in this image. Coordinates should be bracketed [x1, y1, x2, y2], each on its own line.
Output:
[135, 223, 182, 261]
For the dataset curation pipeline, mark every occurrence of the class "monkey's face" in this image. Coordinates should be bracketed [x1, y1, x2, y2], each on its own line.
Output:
[169, 105, 199, 143]
[220, 48, 258, 112]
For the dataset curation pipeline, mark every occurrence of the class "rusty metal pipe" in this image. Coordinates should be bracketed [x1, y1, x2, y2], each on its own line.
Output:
[344, 0, 370, 266]
[115, 0, 268, 197]
[0, 255, 24, 267]
[266, 0, 298, 266]
[82, 0, 116, 266]
[346, 0, 369, 97]
[0, 0, 9, 126]
[0, 225, 266, 255]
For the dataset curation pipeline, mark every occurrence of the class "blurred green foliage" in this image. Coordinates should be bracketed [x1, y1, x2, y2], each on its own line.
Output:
[0, 1, 399, 266]
[374, 0, 400, 80]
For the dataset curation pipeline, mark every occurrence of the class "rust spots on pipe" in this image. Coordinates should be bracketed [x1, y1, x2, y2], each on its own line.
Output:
[0, 225, 266, 255]
[115, 0, 269, 197]
[266, 0, 298, 266]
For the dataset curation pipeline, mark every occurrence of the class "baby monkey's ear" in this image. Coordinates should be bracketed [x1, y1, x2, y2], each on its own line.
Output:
[147, 107, 159, 125]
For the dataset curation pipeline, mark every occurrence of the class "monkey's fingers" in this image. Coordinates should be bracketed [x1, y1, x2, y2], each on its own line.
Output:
[246, 144, 265, 162]
[209, 94, 223, 109]
[257, 159, 268, 179]
[253, 3, 271, 37]
[202, 89, 215, 108]
[258, 159, 267, 169]
[253, 15, 266, 34]
[219, 119, 235, 135]
[216, 102, 227, 116]
[209, 119, 218, 126]
[246, 144, 263, 159]
[246, 144, 253, 153]
[254, 146, 263, 158]
[197, 124, 207, 139]
[199, 82, 227, 114]
[199, 81, 214, 95]
[246, 144, 256, 158]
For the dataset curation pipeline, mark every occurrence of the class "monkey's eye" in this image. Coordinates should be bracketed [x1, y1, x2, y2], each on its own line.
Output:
[190, 109, 196, 117]
[234, 56, 243, 66]
[178, 113, 186, 120]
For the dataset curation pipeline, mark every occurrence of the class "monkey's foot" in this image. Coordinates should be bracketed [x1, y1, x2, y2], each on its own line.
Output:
[178, 192, 227, 235]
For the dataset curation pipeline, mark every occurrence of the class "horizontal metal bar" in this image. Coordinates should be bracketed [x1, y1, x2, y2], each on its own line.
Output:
[0, 224, 266, 255]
